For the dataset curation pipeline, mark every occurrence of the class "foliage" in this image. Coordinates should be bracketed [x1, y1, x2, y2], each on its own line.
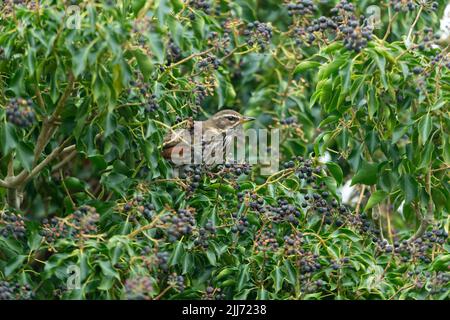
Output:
[0, 0, 449, 300]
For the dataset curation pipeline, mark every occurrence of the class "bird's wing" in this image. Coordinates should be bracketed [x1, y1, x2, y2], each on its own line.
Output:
[163, 128, 187, 149]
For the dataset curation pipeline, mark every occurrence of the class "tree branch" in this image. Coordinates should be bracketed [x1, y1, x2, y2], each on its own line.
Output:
[6, 155, 20, 209]
[52, 148, 77, 172]
[409, 169, 434, 241]
[0, 179, 8, 188]
[33, 72, 75, 163]
[9, 141, 74, 188]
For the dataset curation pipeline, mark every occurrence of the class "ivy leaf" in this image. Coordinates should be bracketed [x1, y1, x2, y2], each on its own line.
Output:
[5, 255, 26, 277]
[237, 264, 250, 292]
[294, 61, 321, 75]
[400, 175, 418, 203]
[326, 162, 343, 185]
[16, 142, 34, 172]
[418, 114, 432, 146]
[271, 266, 283, 293]
[0, 123, 18, 155]
[351, 162, 378, 186]
[364, 190, 388, 211]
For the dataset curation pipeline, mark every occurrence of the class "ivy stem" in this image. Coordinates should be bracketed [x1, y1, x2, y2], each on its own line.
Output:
[405, 5, 423, 48]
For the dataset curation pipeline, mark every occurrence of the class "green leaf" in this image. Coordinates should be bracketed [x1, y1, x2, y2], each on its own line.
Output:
[418, 114, 432, 146]
[206, 249, 217, 266]
[294, 61, 321, 75]
[0, 123, 18, 154]
[367, 86, 378, 119]
[133, 49, 154, 80]
[283, 260, 297, 286]
[170, 240, 184, 266]
[98, 260, 120, 280]
[16, 142, 34, 172]
[5, 255, 26, 277]
[399, 175, 418, 203]
[271, 266, 283, 293]
[326, 162, 343, 185]
[318, 55, 348, 79]
[365, 190, 388, 211]
[237, 264, 250, 292]
[351, 162, 378, 186]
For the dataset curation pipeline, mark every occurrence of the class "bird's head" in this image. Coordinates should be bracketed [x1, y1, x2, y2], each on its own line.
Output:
[204, 109, 255, 132]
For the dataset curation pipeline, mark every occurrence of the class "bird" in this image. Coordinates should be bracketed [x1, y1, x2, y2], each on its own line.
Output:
[162, 109, 255, 166]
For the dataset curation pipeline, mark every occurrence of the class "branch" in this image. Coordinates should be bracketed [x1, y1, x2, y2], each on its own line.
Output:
[409, 169, 434, 241]
[162, 47, 214, 73]
[23, 142, 74, 185]
[33, 72, 75, 163]
[0, 179, 8, 188]
[52, 148, 77, 172]
[355, 185, 366, 215]
[6, 155, 20, 209]
[9, 141, 74, 188]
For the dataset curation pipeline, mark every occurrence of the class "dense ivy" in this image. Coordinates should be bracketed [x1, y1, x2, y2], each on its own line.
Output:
[0, 0, 449, 300]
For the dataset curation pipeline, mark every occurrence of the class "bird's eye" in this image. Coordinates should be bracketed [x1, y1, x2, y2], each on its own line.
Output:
[227, 116, 237, 122]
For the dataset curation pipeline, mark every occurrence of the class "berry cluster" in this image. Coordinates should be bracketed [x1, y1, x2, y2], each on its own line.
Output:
[388, 228, 448, 263]
[407, 270, 450, 295]
[329, 1, 373, 52]
[0, 211, 26, 239]
[391, 0, 416, 12]
[40, 206, 100, 244]
[2, 0, 38, 13]
[306, 16, 338, 44]
[124, 276, 154, 300]
[237, 191, 264, 212]
[188, 0, 213, 15]
[145, 94, 159, 113]
[124, 195, 156, 220]
[161, 208, 196, 242]
[330, 257, 350, 270]
[255, 229, 279, 253]
[197, 55, 220, 72]
[193, 83, 208, 107]
[166, 39, 182, 65]
[266, 198, 301, 225]
[194, 221, 216, 249]
[217, 162, 252, 179]
[180, 164, 204, 192]
[168, 273, 185, 292]
[280, 116, 297, 125]
[155, 251, 170, 271]
[0, 281, 33, 300]
[40, 217, 72, 244]
[128, 72, 160, 114]
[300, 279, 327, 294]
[72, 206, 100, 236]
[286, 0, 317, 17]
[283, 233, 304, 255]
[295, 157, 323, 183]
[416, 27, 440, 51]
[298, 251, 322, 275]
[427, 272, 450, 295]
[244, 21, 273, 51]
[203, 286, 226, 300]
[5, 98, 35, 128]
[231, 213, 250, 234]
[302, 192, 347, 227]
[139, 246, 170, 272]
[430, 52, 450, 69]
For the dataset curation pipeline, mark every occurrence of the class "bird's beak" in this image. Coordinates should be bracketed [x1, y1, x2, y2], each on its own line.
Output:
[240, 116, 255, 123]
